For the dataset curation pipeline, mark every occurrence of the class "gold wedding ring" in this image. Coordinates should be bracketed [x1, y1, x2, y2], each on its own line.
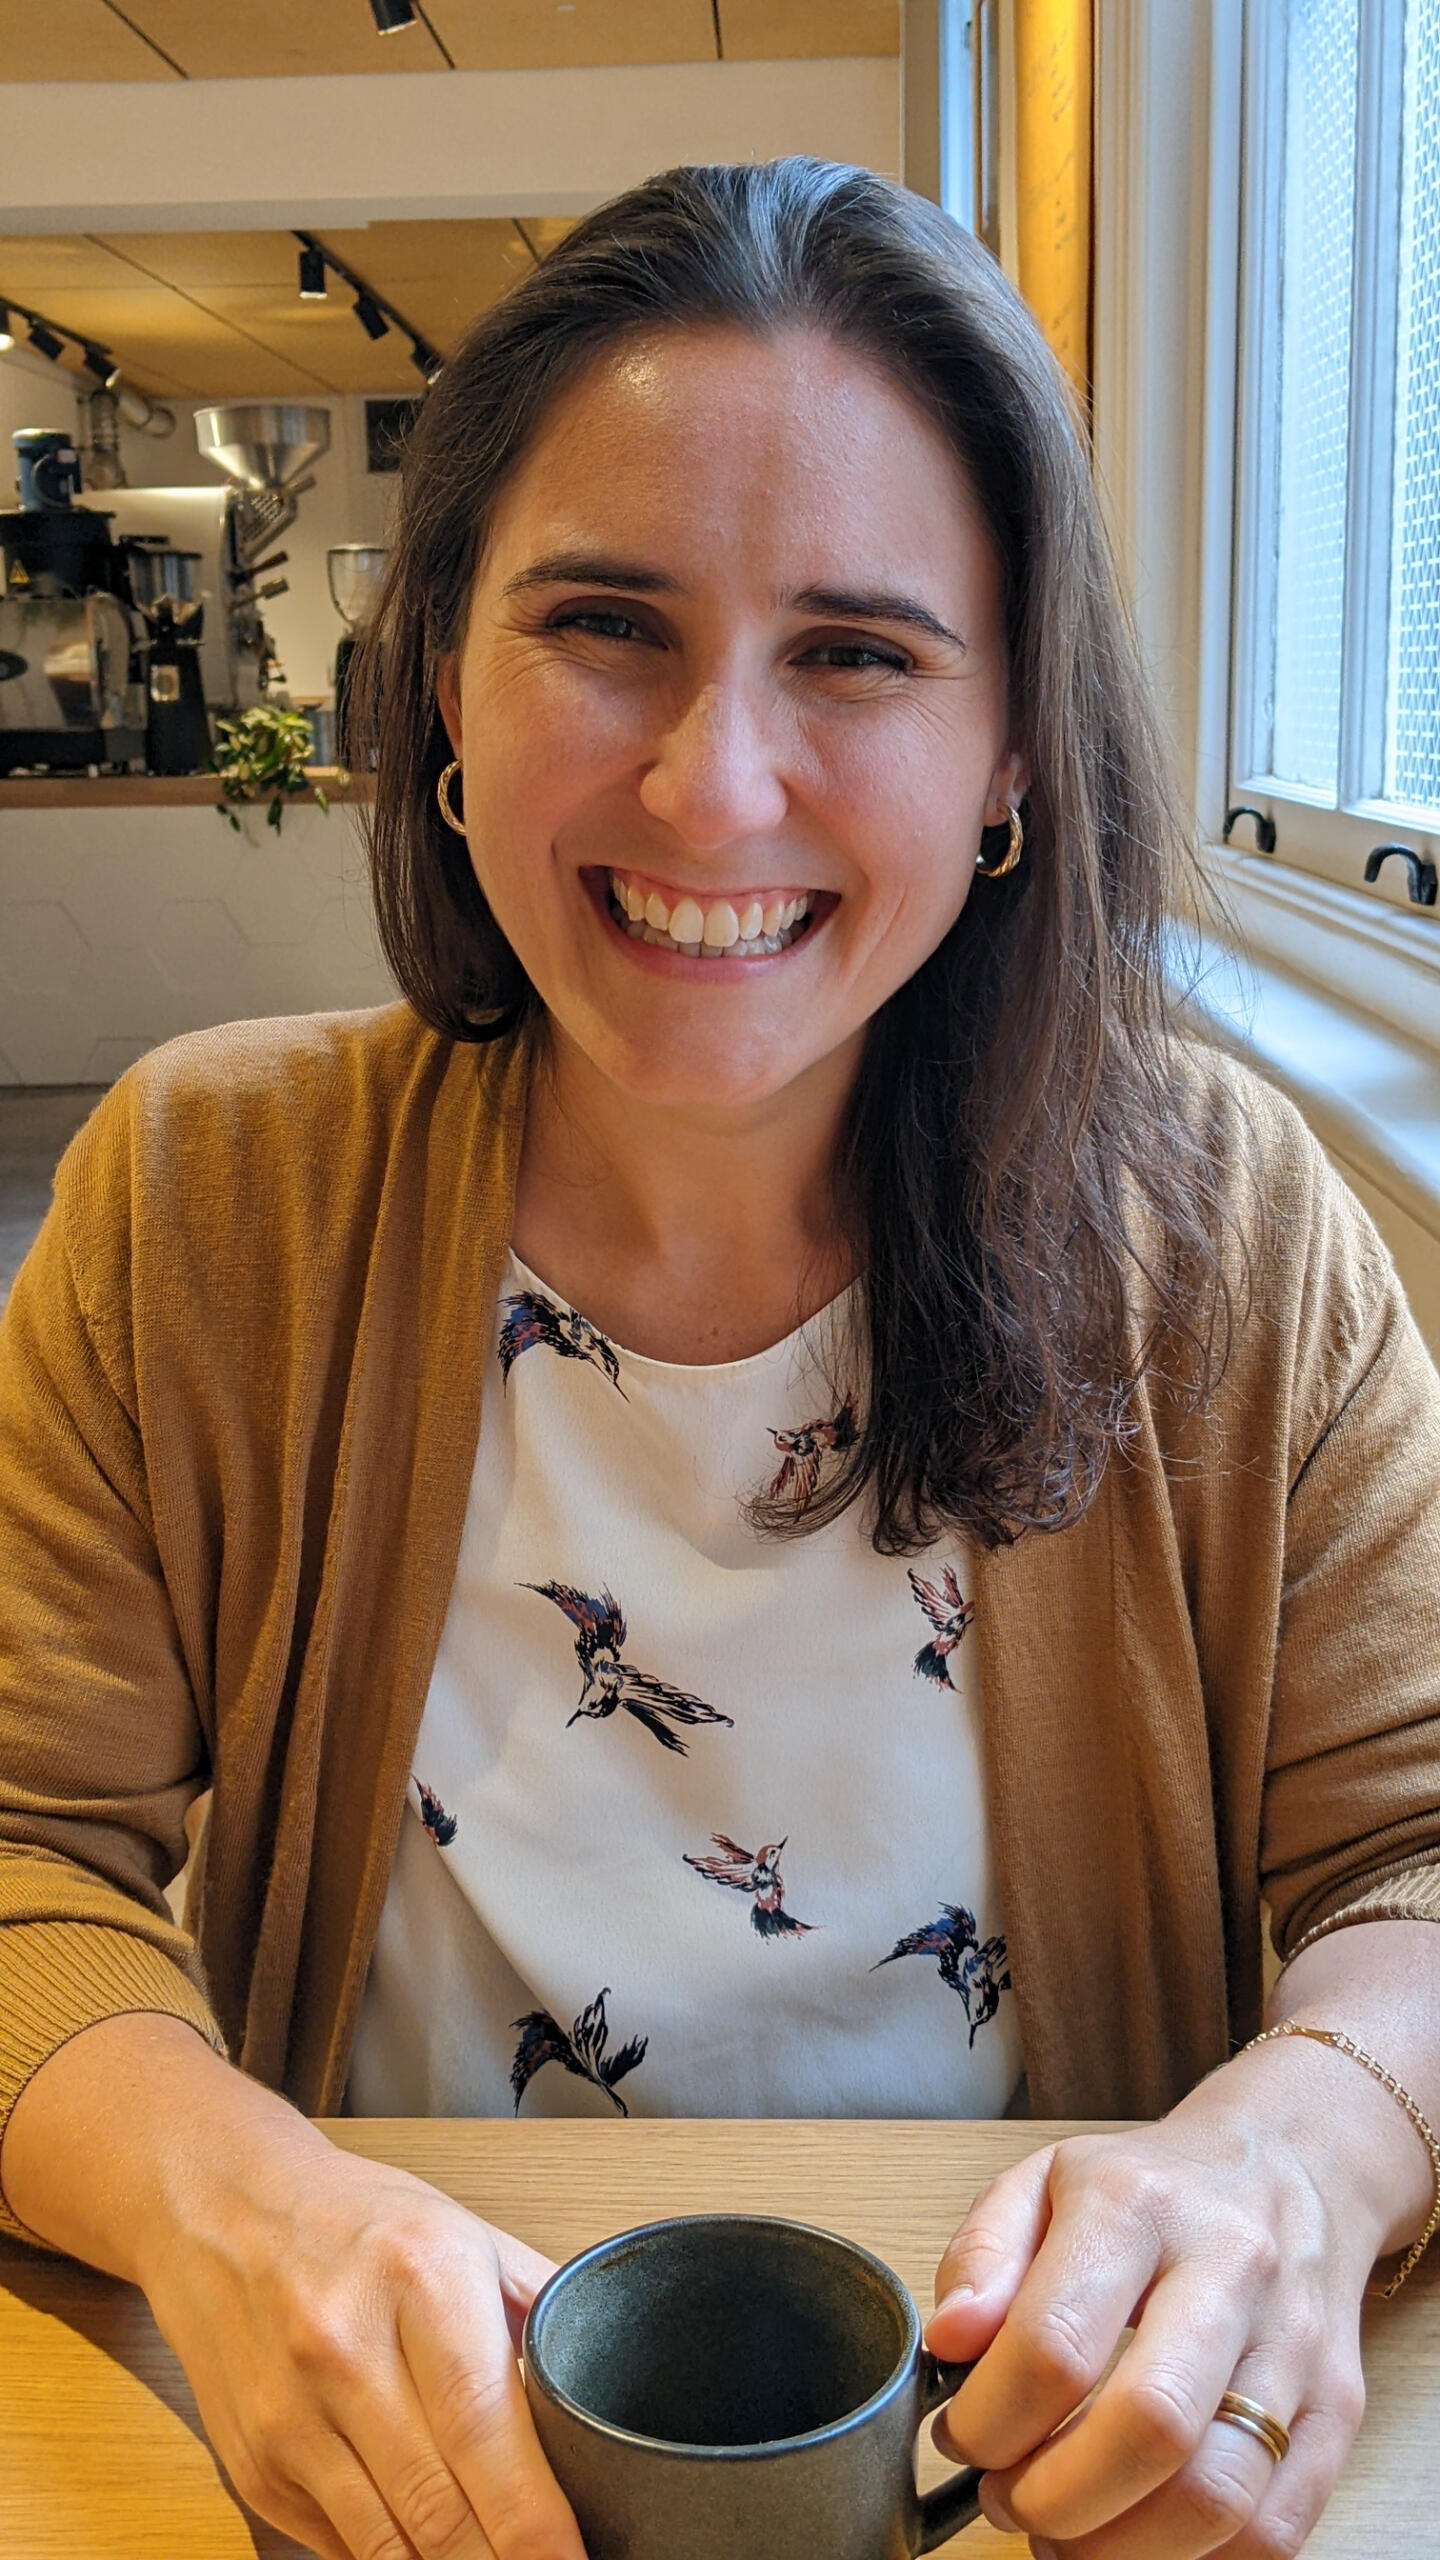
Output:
[1214, 2392, 1291, 2463]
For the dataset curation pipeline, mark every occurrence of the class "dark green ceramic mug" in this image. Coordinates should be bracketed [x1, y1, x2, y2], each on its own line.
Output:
[522, 2212, 982, 2558]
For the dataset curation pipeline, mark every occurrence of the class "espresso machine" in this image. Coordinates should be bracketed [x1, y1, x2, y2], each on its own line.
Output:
[326, 544, 388, 757]
[0, 429, 145, 773]
[124, 539, 212, 775]
[103, 405, 333, 719]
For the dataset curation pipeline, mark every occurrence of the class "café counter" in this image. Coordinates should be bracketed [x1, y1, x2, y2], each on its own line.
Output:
[0, 769, 391, 1086]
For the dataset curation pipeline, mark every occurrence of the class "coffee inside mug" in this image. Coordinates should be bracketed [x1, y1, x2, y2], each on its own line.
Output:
[529, 2216, 912, 2447]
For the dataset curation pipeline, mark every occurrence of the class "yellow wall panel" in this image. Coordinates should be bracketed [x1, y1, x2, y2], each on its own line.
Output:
[1012, 0, 1092, 401]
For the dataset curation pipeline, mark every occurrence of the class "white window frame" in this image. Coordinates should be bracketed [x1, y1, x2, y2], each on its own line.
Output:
[1229, 0, 1440, 905]
[1092, 0, 1440, 1004]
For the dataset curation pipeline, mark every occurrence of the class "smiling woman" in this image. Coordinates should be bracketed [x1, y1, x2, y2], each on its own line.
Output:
[1, 157, 1438, 2560]
[361, 160, 1225, 1541]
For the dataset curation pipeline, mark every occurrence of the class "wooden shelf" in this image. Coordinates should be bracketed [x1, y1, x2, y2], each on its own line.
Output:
[0, 768, 373, 811]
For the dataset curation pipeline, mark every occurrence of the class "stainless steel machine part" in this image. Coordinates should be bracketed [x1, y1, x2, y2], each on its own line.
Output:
[0, 591, 144, 765]
[194, 404, 332, 493]
[327, 544, 389, 628]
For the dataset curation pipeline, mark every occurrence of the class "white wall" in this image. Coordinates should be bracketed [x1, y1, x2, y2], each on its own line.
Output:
[1, 343, 394, 700]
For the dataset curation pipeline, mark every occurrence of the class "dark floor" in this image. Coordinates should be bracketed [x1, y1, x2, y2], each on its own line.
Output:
[0, 1087, 106, 1305]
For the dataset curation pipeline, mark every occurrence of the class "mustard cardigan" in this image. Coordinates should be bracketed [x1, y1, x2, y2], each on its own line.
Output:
[2, 1002, 1438, 2244]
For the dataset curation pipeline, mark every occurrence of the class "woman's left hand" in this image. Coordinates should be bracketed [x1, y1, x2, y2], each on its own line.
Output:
[924, 2051, 1393, 2558]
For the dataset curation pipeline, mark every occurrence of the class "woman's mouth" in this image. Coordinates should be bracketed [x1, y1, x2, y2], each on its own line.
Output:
[602, 866, 821, 958]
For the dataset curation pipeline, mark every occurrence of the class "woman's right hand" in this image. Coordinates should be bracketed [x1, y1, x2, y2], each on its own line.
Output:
[139, 2131, 588, 2560]
[2, 2013, 585, 2560]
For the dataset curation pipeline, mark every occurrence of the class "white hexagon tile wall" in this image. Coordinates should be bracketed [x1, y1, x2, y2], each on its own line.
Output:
[0, 802, 397, 1085]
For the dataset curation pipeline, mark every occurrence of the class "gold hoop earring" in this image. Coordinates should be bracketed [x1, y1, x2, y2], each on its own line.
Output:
[436, 759, 467, 836]
[974, 804, 1023, 878]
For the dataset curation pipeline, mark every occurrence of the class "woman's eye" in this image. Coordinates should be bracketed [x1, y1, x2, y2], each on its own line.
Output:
[548, 606, 654, 643]
[802, 640, 912, 674]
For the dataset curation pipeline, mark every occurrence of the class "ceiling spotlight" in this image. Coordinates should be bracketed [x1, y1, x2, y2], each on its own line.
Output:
[0, 305, 13, 353]
[370, 0, 418, 29]
[353, 291, 389, 342]
[83, 342, 121, 389]
[298, 242, 328, 301]
[27, 318, 64, 362]
[410, 339, 443, 381]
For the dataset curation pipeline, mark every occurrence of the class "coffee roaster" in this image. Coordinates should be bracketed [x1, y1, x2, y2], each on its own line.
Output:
[0, 429, 145, 774]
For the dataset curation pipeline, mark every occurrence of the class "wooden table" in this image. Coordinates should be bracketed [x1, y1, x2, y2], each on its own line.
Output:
[1, 2117, 1435, 2555]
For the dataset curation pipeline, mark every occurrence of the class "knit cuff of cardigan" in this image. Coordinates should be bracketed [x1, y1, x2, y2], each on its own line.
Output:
[1279, 1864, 1440, 1971]
[0, 1920, 228, 2251]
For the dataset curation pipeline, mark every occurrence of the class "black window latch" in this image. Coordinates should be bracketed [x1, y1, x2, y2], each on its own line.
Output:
[1363, 844, 1438, 907]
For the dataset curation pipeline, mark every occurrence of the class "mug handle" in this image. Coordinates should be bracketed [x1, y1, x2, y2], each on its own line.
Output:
[914, 2351, 984, 2551]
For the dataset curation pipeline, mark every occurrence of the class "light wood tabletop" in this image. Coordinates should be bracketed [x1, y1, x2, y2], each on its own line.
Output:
[0, 2116, 1435, 2556]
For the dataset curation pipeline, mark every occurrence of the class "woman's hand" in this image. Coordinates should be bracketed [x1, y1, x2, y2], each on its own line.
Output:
[922, 2036, 1415, 2559]
[138, 2132, 585, 2560]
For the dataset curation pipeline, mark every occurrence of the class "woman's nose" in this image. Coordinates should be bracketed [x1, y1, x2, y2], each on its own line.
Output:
[637, 680, 790, 848]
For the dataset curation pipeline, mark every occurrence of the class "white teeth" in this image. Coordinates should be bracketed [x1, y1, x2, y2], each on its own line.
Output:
[608, 875, 817, 959]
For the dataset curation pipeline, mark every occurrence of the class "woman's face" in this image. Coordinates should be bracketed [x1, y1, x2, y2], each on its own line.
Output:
[439, 324, 1026, 1115]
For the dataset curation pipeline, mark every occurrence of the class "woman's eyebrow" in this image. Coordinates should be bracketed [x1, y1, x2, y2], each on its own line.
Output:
[786, 585, 965, 648]
[498, 555, 964, 650]
[500, 551, 680, 599]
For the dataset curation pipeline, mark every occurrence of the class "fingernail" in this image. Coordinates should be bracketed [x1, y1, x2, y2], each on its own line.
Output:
[929, 2282, 976, 2324]
[1031, 2544, 1059, 2559]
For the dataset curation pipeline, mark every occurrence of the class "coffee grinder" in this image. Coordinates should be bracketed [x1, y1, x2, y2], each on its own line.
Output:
[124, 539, 212, 773]
[326, 545, 387, 759]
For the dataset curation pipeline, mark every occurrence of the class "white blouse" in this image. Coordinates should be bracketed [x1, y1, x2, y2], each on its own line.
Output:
[345, 1251, 1021, 2121]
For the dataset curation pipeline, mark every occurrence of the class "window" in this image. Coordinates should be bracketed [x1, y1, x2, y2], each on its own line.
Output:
[1232, 0, 1440, 910]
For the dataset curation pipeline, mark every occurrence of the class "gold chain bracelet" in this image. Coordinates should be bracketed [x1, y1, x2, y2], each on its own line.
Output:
[1241, 2021, 1440, 2297]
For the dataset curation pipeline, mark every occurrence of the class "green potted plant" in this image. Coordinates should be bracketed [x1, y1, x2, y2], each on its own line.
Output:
[211, 704, 336, 833]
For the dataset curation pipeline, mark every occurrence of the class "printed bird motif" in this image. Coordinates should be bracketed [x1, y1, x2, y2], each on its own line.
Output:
[683, 1833, 816, 1938]
[498, 1289, 626, 1394]
[510, 1986, 648, 2117]
[907, 1564, 976, 1686]
[872, 1903, 1011, 2047]
[415, 1780, 457, 1847]
[766, 1395, 859, 1512]
[522, 1580, 735, 1755]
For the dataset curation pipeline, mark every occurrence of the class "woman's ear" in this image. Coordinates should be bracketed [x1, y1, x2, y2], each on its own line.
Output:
[987, 749, 1030, 822]
[436, 653, 462, 758]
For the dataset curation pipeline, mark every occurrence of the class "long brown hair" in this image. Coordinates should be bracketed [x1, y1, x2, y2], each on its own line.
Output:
[358, 156, 1234, 1551]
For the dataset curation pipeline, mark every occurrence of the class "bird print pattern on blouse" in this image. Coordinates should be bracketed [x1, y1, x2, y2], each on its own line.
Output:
[497, 1289, 626, 1394]
[907, 1564, 977, 1687]
[765, 1394, 859, 1515]
[510, 1986, 649, 2116]
[872, 1904, 1012, 2047]
[415, 1780, 457, 1847]
[684, 1833, 817, 1938]
[522, 1580, 736, 1755]
[400, 1264, 1013, 2119]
